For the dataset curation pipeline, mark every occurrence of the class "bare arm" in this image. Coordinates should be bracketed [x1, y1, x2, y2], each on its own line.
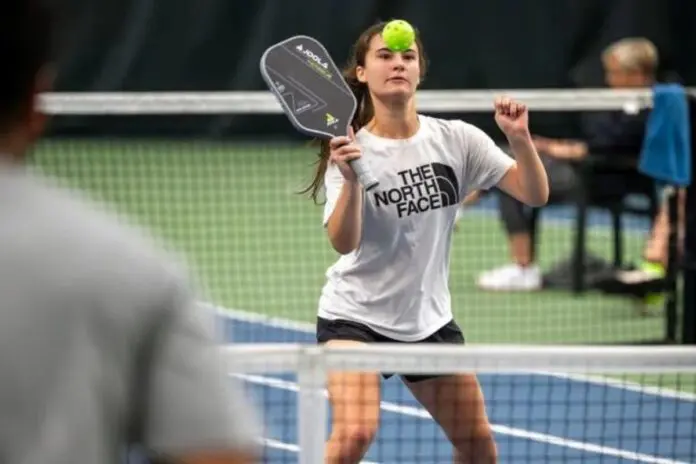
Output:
[461, 189, 482, 206]
[498, 133, 549, 207]
[324, 129, 364, 255]
[326, 179, 363, 254]
[493, 97, 549, 207]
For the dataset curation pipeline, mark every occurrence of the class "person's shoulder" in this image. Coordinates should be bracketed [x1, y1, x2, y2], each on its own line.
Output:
[22, 170, 189, 289]
[418, 115, 488, 145]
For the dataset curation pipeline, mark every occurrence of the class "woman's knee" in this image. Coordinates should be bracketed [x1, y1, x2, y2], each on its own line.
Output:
[327, 409, 380, 463]
[331, 421, 379, 451]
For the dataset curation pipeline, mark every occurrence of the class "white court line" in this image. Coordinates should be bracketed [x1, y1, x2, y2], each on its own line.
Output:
[541, 371, 696, 402]
[239, 373, 689, 464]
[263, 438, 298, 453]
[211, 304, 696, 402]
[264, 438, 378, 464]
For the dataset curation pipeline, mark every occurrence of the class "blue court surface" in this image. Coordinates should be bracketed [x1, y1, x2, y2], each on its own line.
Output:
[217, 309, 696, 464]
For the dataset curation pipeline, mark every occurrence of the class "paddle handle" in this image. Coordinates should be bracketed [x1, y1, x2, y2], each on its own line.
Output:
[349, 158, 379, 191]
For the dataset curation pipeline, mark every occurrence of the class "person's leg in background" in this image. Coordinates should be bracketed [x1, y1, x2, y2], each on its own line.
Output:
[474, 191, 541, 291]
[642, 188, 686, 270]
[642, 200, 670, 272]
[630, 188, 687, 305]
[476, 156, 580, 291]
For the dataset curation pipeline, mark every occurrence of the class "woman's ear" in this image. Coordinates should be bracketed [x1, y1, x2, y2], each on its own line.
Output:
[356, 66, 367, 84]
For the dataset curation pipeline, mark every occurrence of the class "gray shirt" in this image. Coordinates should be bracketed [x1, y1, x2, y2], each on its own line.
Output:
[0, 161, 260, 463]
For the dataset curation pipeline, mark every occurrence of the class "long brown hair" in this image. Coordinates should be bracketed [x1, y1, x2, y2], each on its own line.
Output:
[299, 21, 427, 203]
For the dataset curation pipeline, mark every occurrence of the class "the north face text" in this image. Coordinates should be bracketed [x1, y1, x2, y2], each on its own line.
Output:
[373, 163, 460, 218]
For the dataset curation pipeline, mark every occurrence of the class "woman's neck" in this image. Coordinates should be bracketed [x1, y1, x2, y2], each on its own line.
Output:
[367, 97, 419, 139]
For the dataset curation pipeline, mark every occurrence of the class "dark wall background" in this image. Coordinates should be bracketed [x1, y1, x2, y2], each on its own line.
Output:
[48, 0, 694, 140]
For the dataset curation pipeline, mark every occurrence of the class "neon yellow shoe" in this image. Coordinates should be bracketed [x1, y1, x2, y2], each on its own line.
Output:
[640, 261, 665, 306]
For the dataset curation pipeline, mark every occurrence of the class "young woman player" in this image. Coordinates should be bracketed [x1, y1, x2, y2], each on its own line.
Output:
[302, 21, 549, 464]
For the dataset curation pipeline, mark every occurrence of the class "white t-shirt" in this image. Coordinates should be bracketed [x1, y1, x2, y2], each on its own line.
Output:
[318, 115, 516, 341]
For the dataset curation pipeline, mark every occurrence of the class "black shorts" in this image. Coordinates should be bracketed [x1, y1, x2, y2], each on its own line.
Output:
[316, 317, 465, 383]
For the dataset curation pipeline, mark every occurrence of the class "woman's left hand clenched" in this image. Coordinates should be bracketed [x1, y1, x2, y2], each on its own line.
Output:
[494, 96, 530, 139]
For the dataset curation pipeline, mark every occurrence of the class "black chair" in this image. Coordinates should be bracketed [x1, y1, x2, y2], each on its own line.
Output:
[529, 153, 659, 294]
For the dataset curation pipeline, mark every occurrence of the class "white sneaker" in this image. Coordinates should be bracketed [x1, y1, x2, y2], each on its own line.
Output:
[476, 264, 542, 291]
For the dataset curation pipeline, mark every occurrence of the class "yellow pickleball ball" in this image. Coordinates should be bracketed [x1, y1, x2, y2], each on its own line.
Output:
[382, 20, 415, 52]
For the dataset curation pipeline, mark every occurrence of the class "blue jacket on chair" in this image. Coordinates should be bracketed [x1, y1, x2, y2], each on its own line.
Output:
[638, 83, 692, 186]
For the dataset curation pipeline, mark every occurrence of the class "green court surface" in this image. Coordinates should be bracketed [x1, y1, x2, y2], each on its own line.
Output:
[32, 139, 695, 393]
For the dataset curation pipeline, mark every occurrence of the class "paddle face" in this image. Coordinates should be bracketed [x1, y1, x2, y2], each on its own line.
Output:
[260, 35, 357, 139]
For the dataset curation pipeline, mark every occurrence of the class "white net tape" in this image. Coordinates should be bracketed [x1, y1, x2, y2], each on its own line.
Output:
[40, 87, 696, 115]
[223, 343, 696, 374]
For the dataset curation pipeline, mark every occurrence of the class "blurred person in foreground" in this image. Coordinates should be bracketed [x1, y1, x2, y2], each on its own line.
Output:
[475, 37, 661, 291]
[0, 2, 260, 463]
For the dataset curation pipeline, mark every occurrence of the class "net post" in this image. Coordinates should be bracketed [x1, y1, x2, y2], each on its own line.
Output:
[297, 345, 327, 463]
[665, 186, 680, 343]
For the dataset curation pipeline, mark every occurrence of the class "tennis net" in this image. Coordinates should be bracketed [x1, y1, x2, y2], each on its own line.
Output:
[225, 343, 696, 463]
[33, 89, 686, 345]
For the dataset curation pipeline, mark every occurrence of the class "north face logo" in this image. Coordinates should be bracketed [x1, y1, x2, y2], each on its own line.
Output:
[373, 162, 460, 218]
